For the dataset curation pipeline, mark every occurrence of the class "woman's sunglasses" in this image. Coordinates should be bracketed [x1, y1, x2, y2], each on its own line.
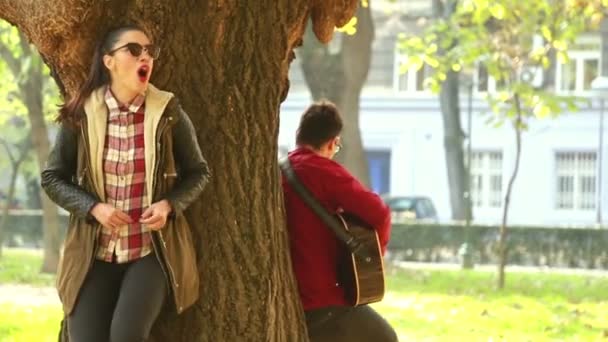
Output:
[107, 42, 160, 59]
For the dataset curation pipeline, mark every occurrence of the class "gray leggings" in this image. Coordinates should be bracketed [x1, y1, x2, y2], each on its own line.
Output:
[305, 305, 399, 342]
[68, 253, 167, 342]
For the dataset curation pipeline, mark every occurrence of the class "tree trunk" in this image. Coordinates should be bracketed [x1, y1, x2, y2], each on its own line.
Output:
[434, 0, 470, 221]
[497, 94, 523, 290]
[300, 1, 373, 186]
[439, 72, 469, 221]
[25, 176, 42, 209]
[19, 38, 61, 273]
[0, 137, 30, 257]
[1, 1, 359, 340]
[0, 166, 19, 257]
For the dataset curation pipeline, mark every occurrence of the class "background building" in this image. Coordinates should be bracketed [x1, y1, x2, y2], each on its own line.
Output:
[279, 1, 607, 226]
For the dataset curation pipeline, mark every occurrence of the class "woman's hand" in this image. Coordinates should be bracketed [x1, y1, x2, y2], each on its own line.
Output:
[90, 203, 132, 230]
[140, 200, 173, 230]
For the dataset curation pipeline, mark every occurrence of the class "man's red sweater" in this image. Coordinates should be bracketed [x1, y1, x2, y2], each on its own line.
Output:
[282, 147, 391, 311]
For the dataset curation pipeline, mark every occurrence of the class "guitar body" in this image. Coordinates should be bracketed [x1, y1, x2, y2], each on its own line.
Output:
[336, 214, 385, 306]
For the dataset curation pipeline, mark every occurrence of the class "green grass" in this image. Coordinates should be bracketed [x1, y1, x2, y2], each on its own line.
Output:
[0, 304, 62, 342]
[1, 249, 608, 341]
[0, 249, 60, 342]
[0, 249, 54, 286]
[373, 266, 608, 341]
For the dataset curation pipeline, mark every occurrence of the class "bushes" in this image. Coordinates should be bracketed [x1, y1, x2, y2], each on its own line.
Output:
[4, 212, 608, 269]
[2, 211, 68, 248]
[388, 223, 608, 269]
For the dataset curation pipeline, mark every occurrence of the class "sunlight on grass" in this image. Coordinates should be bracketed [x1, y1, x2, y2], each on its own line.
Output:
[374, 266, 608, 341]
[0, 249, 54, 286]
[1, 249, 608, 340]
[0, 303, 62, 342]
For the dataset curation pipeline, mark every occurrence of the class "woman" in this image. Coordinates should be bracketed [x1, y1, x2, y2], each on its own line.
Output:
[41, 25, 210, 342]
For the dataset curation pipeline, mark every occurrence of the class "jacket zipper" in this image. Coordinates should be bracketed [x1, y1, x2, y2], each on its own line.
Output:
[157, 230, 178, 288]
[150, 233, 172, 289]
[149, 116, 180, 290]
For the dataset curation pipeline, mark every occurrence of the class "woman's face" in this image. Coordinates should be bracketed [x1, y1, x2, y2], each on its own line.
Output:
[103, 30, 155, 96]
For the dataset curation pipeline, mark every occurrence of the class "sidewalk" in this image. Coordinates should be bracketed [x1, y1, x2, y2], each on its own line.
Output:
[0, 284, 60, 306]
[394, 260, 608, 277]
[1, 261, 607, 307]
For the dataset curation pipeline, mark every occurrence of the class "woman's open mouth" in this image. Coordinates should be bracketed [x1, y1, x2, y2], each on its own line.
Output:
[137, 65, 149, 82]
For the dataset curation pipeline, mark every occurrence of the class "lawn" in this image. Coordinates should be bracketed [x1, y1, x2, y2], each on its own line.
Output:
[374, 266, 608, 341]
[0, 303, 62, 342]
[0, 249, 54, 286]
[1, 249, 608, 341]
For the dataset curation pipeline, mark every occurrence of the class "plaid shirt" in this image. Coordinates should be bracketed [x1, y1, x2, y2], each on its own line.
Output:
[95, 88, 152, 263]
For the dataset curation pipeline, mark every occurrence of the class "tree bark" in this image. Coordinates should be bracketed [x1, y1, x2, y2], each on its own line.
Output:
[300, 1, 373, 186]
[18, 33, 61, 273]
[0, 1, 359, 340]
[434, 0, 471, 221]
[497, 94, 523, 290]
[439, 71, 470, 221]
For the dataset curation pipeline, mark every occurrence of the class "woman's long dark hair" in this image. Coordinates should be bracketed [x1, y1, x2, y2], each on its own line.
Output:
[57, 25, 145, 127]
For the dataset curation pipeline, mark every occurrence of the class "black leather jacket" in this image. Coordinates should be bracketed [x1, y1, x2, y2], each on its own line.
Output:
[41, 100, 210, 224]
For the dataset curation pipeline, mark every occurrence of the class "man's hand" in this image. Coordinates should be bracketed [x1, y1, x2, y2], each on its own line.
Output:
[90, 203, 132, 230]
[140, 200, 173, 230]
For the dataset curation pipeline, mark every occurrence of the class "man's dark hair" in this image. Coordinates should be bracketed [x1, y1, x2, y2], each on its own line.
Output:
[296, 101, 343, 149]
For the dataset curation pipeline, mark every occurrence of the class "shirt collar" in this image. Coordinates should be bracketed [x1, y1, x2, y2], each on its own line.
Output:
[104, 86, 145, 119]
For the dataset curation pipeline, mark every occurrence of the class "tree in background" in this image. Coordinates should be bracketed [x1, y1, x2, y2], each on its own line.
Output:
[0, 1, 360, 340]
[0, 21, 62, 272]
[430, 0, 472, 223]
[0, 116, 31, 256]
[401, 0, 607, 288]
[299, 0, 373, 185]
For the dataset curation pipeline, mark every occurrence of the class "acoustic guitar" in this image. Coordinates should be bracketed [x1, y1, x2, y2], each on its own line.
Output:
[336, 213, 385, 306]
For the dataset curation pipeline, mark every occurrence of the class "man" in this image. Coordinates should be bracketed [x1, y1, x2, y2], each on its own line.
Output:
[282, 101, 397, 341]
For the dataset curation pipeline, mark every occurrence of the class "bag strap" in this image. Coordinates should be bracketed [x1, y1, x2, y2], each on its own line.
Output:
[280, 157, 368, 258]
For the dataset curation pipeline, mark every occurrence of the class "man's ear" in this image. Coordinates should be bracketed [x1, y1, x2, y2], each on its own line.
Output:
[331, 137, 340, 148]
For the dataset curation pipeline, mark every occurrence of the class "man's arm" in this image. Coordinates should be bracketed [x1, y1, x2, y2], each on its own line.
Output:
[326, 167, 391, 253]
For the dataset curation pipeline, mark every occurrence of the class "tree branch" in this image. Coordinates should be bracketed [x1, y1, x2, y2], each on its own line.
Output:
[18, 30, 32, 59]
[16, 135, 31, 165]
[0, 0, 94, 59]
[0, 0, 17, 23]
[0, 0, 35, 29]
[342, 1, 374, 86]
[0, 40, 20, 76]
[0, 137, 16, 165]
[310, 0, 359, 43]
[432, 0, 444, 18]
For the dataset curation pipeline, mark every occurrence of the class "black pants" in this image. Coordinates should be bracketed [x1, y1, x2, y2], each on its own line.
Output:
[68, 253, 167, 342]
[305, 305, 398, 342]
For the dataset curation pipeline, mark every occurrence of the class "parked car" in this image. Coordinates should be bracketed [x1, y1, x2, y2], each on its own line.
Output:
[381, 195, 439, 223]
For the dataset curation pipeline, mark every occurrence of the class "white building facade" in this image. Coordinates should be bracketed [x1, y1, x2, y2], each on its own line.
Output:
[278, 4, 607, 227]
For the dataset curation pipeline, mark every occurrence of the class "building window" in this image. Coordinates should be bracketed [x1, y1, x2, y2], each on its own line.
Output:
[474, 65, 508, 93]
[555, 152, 596, 210]
[555, 36, 600, 94]
[470, 151, 503, 208]
[393, 51, 432, 93]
